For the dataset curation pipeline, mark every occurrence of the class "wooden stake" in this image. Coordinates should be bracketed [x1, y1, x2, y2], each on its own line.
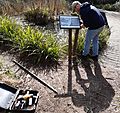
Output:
[68, 29, 72, 94]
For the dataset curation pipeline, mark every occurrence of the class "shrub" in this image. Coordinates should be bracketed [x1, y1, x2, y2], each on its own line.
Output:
[99, 26, 111, 51]
[112, 1, 120, 11]
[24, 7, 50, 26]
[96, 1, 120, 12]
[76, 29, 86, 54]
[102, 4, 117, 11]
[0, 16, 61, 67]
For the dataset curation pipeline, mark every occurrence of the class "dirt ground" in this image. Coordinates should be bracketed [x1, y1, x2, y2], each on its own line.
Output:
[0, 11, 120, 113]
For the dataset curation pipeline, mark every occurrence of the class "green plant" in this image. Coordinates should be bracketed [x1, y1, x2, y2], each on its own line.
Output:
[99, 26, 111, 50]
[96, 1, 120, 12]
[112, 1, 120, 11]
[0, 16, 18, 49]
[24, 7, 50, 25]
[4, 69, 15, 78]
[0, 16, 62, 67]
[0, 62, 3, 70]
[76, 29, 86, 54]
[103, 4, 116, 11]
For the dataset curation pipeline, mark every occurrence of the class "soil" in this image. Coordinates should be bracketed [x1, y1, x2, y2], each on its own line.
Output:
[0, 11, 120, 113]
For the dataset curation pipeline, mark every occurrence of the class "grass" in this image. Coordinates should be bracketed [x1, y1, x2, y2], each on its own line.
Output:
[99, 26, 110, 50]
[24, 7, 50, 25]
[0, 15, 110, 68]
[96, 1, 120, 12]
[24, 0, 68, 25]
[0, 61, 3, 70]
[0, 50, 20, 87]
[76, 29, 86, 54]
[0, 0, 68, 25]
[0, 16, 62, 67]
[0, 58, 16, 81]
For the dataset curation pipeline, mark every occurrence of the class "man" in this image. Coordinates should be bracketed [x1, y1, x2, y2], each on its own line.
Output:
[72, 1, 105, 61]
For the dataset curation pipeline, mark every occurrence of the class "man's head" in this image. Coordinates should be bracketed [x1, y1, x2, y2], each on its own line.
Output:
[72, 1, 81, 13]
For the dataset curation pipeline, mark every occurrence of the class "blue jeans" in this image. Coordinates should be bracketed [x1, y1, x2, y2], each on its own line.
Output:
[82, 26, 104, 56]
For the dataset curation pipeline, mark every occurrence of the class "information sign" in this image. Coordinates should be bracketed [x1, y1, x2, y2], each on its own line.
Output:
[59, 15, 81, 29]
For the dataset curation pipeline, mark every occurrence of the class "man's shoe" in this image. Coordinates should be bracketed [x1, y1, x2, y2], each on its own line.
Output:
[81, 54, 90, 59]
[92, 55, 98, 61]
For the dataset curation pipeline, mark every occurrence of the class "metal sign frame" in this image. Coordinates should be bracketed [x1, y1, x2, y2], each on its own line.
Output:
[59, 15, 81, 29]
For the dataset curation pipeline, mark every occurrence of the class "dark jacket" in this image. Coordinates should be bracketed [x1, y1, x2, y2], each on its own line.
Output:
[80, 2, 105, 30]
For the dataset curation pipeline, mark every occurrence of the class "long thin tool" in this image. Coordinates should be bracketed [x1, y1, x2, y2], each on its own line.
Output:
[13, 60, 58, 94]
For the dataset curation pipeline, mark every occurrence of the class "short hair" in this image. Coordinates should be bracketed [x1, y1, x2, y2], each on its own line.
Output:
[72, 1, 81, 12]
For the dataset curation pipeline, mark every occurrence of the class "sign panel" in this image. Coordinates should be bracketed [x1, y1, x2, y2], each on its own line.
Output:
[59, 15, 81, 29]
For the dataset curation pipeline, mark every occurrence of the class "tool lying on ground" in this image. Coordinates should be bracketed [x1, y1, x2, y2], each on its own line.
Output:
[13, 60, 58, 94]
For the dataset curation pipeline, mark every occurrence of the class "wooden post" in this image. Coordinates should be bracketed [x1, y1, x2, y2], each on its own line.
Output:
[68, 29, 79, 95]
[73, 29, 81, 82]
[68, 29, 72, 94]
[73, 29, 79, 58]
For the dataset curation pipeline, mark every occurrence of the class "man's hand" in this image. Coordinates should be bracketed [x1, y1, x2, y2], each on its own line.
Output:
[80, 23, 85, 29]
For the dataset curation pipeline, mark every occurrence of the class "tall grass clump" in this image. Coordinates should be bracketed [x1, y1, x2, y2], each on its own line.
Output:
[96, 1, 120, 12]
[0, 0, 68, 17]
[24, 0, 68, 25]
[99, 26, 111, 51]
[0, 16, 18, 49]
[0, 16, 61, 67]
[24, 7, 50, 26]
[76, 29, 86, 54]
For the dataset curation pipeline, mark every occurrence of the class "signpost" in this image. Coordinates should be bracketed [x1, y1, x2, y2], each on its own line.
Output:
[59, 15, 80, 95]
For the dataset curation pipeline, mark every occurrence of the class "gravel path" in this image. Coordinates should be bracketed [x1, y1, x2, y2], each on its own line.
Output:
[101, 11, 120, 69]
